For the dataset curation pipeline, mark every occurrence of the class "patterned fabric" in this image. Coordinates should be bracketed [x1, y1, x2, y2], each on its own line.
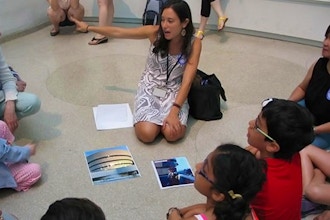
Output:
[0, 120, 14, 144]
[7, 162, 41, 191]
[134, 45, 189, 126]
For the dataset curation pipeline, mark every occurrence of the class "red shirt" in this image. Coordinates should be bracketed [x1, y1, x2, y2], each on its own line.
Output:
[251, 153, 302, 220]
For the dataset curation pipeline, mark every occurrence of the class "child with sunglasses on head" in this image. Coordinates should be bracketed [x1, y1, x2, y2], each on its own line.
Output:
[246, 98, 315, 220]
[167, 144, 266, 220]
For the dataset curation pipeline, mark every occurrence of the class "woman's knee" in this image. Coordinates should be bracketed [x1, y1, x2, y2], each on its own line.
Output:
[162, 126, 186, 142]
[47, 8, 65, 22]
[68, 5, 84, 20]
[134, 123, 160, 143]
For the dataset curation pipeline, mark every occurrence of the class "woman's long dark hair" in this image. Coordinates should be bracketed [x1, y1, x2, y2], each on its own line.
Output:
[211, 144, 266, 220]
[153, 0, 194, 58]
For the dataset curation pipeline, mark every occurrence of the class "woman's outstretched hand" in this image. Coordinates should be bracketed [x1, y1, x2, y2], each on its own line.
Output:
[71, 17, 89, 33]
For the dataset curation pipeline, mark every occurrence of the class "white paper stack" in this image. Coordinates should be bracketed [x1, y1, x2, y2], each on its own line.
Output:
[93, 103, 133, 130]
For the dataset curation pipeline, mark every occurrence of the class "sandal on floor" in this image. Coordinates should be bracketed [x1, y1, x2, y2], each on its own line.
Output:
[50, 28, 60, 37]
[218, 16, 228, 31]
[88, 36, 108, 45]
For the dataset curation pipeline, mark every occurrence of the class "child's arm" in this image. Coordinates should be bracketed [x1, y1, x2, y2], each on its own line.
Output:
[0, 139, 33, 163]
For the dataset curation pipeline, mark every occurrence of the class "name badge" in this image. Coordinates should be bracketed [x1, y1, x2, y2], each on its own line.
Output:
[153, 87, 167, 98]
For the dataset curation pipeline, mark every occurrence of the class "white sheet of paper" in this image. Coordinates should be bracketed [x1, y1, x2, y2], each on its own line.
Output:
[93, 103, 133, 130]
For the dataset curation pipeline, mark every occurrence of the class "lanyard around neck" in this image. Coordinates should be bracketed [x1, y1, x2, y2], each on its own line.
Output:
[167, 54, 183, 82]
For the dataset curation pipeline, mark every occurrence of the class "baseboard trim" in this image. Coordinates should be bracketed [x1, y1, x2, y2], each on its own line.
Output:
[0, 17, 322, 48]
[218, 26, 322, 48]
[0, 22, 50, 44]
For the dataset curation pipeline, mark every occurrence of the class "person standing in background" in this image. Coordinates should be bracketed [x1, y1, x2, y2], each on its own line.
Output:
[47, 0, 85, 36]
[195, 0, 228, 39]
[88, 0, 114, 45]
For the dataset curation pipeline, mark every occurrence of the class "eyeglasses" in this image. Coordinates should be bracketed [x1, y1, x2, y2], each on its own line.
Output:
[254, 118, 275, 142]
[198, 160, 215, 185]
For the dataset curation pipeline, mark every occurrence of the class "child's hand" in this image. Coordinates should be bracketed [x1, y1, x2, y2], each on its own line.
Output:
[245, 145, 261, 159]
[167, 207, 182, 220]
[16, 80, 27, 92]
[26, 143, 37, 156]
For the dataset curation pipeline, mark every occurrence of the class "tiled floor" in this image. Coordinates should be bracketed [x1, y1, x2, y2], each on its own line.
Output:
[0, 24, 323, 219]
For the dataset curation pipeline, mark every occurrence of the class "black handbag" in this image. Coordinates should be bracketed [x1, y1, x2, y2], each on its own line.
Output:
[188, 69, 227, 121]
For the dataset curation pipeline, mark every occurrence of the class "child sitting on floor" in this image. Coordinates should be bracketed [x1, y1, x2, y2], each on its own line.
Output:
[167, 144, 266, 220]
[0, 120, 41, 192]
[246, 98, 314, 220]
[41, 197, 106, 220]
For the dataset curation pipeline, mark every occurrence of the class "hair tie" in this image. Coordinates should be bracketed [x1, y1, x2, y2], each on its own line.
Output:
[228, 190, 242, 200]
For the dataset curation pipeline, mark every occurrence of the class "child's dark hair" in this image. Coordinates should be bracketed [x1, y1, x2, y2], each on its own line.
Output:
[261, 98, 314, 160]
[40, 197, 105, 220]
[153, 0, 194, 58]
[325, 25, 330, 37]
[211, 144, 266, 220]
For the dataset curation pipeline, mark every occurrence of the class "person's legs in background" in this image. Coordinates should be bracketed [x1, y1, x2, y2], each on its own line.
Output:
[67, 0, 85, 22]
[89, 0, 114, 45]
[196, 0, 228, 38]
[196, 0, 212, 38]
[47, 0, 66, 36]
[211, 0, 228, 31]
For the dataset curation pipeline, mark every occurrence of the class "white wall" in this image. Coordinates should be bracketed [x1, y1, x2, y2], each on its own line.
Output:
[1, 0, 329, 43]
[0, 0, 49, 38]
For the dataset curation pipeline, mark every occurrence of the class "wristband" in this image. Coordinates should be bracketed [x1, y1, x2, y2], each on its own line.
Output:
[173, 103, 181, 109]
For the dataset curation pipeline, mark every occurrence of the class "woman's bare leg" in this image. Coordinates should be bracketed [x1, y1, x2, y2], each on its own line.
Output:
[47, 0, 66, 33]
[211, 0, 227, 31]
[68, 0, 84, 21]
[162, 124, 186, 142]
[135, 121, 161, 144]
[90, 0, 114, 43]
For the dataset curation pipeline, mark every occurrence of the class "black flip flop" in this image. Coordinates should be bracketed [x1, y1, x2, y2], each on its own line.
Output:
[50, 29, 60, 37]
[88, 37, 108, 45]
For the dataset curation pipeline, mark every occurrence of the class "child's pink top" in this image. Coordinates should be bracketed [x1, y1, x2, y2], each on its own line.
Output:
[194, 213, 208, 220]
